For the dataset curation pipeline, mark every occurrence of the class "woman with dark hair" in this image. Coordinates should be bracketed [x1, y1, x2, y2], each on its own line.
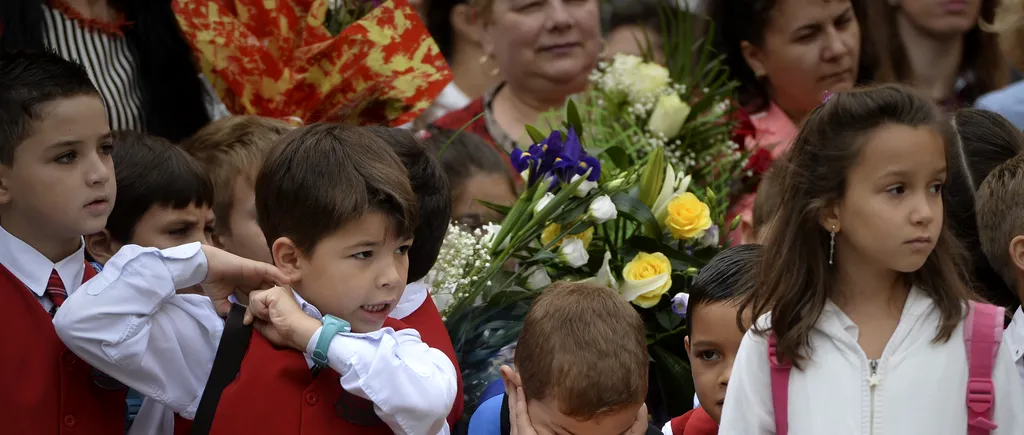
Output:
[948, 108, 1024, 310]
[864, 0, 1007, 110]
[708, 0, 862, 244]
[1, 0, 215, 143]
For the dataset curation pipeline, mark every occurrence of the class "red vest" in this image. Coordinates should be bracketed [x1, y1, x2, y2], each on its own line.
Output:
[0, 263, 127, 435]
[669, 407, 719, 435]
[208, 297, 462, 434]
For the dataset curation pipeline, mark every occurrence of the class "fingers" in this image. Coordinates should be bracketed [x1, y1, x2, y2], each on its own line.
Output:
[507, 382, 518, 434]
[514, 386, 534, 432]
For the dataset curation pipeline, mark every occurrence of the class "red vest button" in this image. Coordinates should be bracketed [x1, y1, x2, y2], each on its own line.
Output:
[305, 392, 318, 406]
[64, 415, 76, 427]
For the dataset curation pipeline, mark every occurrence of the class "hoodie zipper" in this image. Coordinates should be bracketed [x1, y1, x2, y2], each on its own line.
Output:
[868, 360, 881, 434]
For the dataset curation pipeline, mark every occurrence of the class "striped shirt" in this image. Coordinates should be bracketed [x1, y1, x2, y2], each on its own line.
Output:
[40, 4, 144, 132]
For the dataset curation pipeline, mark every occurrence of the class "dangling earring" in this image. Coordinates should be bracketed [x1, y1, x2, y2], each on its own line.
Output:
[480, 54, 500, 76]
[829, 225, 837, 265]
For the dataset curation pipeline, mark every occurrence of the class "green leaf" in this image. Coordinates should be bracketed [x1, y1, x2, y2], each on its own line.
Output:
[525, 124, 548, 144]
[611, 192, 661, 238]
[595, 145, 631, 171]
[650, 344, 696, 418]
[566, 99, 585, 138]
[477, 200, 512, 217]
[656, 309, 683, 331]
[638, 147, 666, 208]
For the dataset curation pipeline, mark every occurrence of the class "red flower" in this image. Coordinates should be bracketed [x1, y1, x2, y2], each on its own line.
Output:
[744, 147, 774, 176]
[731, 108, 757, 149]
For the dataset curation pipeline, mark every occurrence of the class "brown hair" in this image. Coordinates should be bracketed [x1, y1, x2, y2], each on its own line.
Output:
[742, 84, 975, 366]
[752, 164, 784, 241]
[515, 281, 648, 419]
[982, 0, 1024, 70]
[255, 123, 419, 254]
[864, 0, 1007, 103]
[181, 116, 292, 234]
[976, 154, 1024, 291]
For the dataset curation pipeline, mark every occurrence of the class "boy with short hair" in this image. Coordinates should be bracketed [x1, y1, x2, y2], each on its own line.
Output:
[182, 115, 293, 263]
[184, 119, 464, 425]
[975, 153, 1024, 390]
[82, 130, 217, 434]
[55, 123, 458, 434]
[468, 281, 658, 435]
[0, 49, 127, 434]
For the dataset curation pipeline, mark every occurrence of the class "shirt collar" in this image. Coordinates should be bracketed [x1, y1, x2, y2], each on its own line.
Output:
[0, 224, 85, 297]
[291, 289, 324, 320]
[1005, 307, 1024, 363]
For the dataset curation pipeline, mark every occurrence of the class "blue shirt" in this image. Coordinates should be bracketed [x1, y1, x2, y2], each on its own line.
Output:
[976, 81, 1024, 130]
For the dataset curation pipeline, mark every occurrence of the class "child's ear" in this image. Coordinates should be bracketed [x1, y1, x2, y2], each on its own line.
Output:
[0, 165, 11, 206]
[271, 237, 303, 283]
[1009, 235, 1024, 283]
[684, 336, 691, 356]
[85, 230, 121, 266]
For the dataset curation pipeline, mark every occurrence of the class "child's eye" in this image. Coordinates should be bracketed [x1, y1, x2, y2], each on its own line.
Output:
[885, 185, 906, 195]
[54, 151, 76, 164]
[167, 227, 190, 237]
[395, 245, 412, 255]
[698, 350, 721, 361]
[204, 225, 216, 235]
[99, 143, 114, 155]
[929, 183, 943, 194]
[353, 251, 373, 260]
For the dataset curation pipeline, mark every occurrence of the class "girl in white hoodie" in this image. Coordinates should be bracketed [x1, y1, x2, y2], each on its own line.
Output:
[718, 85, 1024, 434]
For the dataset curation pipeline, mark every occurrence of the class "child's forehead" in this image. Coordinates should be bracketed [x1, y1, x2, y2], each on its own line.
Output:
[17, 96, 110, 154]
[689, 301, 746, 338]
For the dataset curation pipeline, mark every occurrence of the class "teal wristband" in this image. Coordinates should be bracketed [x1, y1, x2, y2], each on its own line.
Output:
[312, 314, 351, 368]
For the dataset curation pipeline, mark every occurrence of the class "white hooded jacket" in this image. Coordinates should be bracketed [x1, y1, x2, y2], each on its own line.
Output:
[719, 286, 1024, 434]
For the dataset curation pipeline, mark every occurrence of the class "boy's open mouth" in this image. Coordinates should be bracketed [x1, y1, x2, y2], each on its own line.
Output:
[361, 303, 390, 313]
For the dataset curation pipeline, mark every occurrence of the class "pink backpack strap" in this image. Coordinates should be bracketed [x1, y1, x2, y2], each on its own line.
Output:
[768, 333, 790, 435]
[964, 300, 1004, 435]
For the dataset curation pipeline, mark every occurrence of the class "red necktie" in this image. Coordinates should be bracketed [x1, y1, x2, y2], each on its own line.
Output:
[45, 269, 67, 316]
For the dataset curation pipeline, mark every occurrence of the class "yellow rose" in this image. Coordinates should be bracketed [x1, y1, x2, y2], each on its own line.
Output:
[664, 193, 712, 240]
[540, 223, 594, 248]
[620, 252, 673, 308]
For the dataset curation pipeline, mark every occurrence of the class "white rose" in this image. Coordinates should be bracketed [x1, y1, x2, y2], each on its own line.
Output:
[652, 165, 692, 222]
[558, 238, 590, 268]
[481, 223, 508, 251]
[571, 174, 599, 197]
[534, 192, 555, 214]
[627, 63, 671, 105]
[525, 267, 552, 290]
[588, 195, 618, 224]
[647, 94, 691, 139]
[580, 251, 619, 289]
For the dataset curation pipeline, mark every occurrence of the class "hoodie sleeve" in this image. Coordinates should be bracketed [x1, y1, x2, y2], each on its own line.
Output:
[993, 339, 1024, 435]
[718, 328, 776, 435]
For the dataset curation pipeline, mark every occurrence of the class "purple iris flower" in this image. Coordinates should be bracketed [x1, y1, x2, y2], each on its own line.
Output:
[551, 127, 601, 183]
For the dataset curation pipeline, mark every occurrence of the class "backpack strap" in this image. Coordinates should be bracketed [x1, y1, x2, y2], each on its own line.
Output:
[190, 303, 253, 435]
[964, 300, 1004, 435]
[768, 333, 790, 435]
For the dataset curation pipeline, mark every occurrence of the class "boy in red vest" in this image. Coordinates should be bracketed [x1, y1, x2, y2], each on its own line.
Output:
[0, 50, 285, 435]
[663, 245, 760, 435]
[82, 131, 216, 434]
[55, 123, 458, 434]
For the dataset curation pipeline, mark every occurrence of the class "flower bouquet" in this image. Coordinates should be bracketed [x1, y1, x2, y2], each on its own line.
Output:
[432, 95, 745, 421]
[172, 0, 450, 126]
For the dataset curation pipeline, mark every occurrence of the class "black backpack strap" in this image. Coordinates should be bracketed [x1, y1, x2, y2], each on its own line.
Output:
[499, 393, 510, 435]
[190, 303, 253, 435]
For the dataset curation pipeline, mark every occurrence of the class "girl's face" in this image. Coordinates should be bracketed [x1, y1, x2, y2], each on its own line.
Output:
[829, 124, 946, 274]
[685, 302, 749, 423]
[896, 0, 982, 37]
[742, 0, 860, 121]
[452, 172, 518, 229]
[482, 0, 602, 92]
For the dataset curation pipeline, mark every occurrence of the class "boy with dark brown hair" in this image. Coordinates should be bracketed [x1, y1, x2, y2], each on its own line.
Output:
[468, 281, 658, 435]
[55, 123, 458, 434]
[975, 153, 1024, 391]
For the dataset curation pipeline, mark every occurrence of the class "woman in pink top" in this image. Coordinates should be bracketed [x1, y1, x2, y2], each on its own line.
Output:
[707, 0, 864, 244]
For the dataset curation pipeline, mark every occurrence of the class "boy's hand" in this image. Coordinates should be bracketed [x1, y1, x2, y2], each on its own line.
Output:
[245, 286, 321, 352]
[200, 245, 290, 315]
[507, 383, 539, 435]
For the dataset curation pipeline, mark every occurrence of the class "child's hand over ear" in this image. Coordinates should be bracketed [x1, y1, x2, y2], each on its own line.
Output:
[200, 245, 290, 315]
[245, 286, 321, 352]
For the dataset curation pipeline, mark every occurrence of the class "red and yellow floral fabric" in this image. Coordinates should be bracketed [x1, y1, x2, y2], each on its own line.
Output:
[172, 0, 451, 126]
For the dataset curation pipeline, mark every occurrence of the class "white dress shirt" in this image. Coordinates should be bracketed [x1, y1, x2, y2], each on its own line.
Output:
[54, 243, 457, 435]
[719, 287, 1024, 434]
[1004, 307, 1024, 395]
[0, 225, 86, 313]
